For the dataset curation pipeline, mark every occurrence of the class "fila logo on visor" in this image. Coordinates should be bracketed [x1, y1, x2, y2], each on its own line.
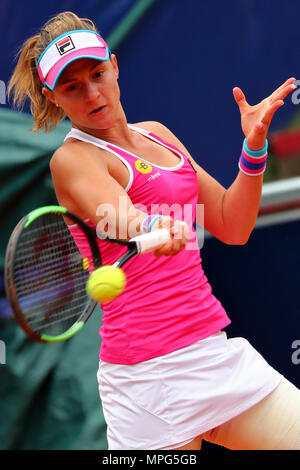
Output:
[56, 36, 75, 55]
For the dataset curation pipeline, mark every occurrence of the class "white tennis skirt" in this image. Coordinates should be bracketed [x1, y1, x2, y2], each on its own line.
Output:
[97, 331, 283, 450]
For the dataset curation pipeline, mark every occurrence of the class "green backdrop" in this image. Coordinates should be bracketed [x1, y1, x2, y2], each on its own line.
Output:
[0, 108, 107, 450]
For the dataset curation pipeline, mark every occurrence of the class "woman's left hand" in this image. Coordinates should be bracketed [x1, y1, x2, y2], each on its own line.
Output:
[233, 77, 296, 151]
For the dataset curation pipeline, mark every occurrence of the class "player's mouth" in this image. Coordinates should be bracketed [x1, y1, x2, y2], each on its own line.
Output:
[89, 105, 106, 115]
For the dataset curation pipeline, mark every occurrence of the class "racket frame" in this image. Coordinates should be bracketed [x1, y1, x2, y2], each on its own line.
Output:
[4, 206, 103, 343]
[5, 205, 169, 343]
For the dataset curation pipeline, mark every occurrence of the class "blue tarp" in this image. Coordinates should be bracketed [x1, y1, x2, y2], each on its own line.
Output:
[1, 0, 299, 186]
[1, 0, 300, 450]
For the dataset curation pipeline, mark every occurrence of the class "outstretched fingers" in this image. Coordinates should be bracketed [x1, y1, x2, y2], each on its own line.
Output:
[270, 77, 296, 103]
[233, 87, 249, 112]
[260, 100, 284, 129]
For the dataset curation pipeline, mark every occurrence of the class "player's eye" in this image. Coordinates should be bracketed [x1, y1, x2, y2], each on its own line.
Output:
[66, 84, 77, 92]
[94, 70, 103, 79]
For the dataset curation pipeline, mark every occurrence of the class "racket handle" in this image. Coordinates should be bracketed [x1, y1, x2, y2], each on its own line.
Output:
[130, 228, 171, 254]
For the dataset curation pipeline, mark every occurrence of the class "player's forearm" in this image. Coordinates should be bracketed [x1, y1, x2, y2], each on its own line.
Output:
[221, 171, 263, 244]
[93, 201, 148, 240]
[95, 200, 174, 240]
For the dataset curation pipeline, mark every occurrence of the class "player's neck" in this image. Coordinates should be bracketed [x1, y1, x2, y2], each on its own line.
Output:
[72, 106, 135, 148]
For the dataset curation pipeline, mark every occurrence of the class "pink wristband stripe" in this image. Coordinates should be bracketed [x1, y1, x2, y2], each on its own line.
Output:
[241, 148, 268, 164]
[239, 159, 267, 175]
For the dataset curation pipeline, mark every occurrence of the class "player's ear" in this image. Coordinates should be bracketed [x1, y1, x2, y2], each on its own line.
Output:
[110, 54, 119, 79]
[42, 86, 58, 106]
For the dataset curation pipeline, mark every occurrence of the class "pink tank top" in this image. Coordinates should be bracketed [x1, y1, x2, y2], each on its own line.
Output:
[66, 125, 231, 364]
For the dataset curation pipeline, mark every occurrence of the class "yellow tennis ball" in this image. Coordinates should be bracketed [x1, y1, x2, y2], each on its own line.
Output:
[86, 266, 126, 303]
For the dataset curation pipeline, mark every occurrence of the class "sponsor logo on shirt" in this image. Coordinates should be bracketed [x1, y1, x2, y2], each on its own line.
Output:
[147, 171, 161, 182]
[135, 160, 152, 174]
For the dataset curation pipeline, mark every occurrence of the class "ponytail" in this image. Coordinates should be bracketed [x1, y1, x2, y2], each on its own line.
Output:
[7, 11, 99, 132]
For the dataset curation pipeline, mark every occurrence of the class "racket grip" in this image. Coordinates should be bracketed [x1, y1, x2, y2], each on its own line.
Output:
[130, 228, 171, 254]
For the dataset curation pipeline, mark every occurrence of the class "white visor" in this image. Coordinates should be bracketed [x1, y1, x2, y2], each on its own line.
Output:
[37, 30, 111, 90]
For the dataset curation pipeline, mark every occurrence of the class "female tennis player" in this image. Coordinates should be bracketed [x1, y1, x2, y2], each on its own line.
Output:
[8, 11, 300, 450]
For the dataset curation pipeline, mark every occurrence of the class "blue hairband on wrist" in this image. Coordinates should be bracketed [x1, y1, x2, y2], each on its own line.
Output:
[141, 214, 163, 233]
[141, 215, 153, 233]
[148, 215, 163, 232]
[239, 138, 268, 176]
[243, 138, 268, 157]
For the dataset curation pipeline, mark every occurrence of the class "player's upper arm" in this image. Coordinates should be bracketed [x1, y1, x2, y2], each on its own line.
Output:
[140, 121, 228, 242]
[49, 141, 136, 227]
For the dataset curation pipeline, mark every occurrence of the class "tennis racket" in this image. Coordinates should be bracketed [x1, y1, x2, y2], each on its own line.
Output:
[4, 205, 170, 343]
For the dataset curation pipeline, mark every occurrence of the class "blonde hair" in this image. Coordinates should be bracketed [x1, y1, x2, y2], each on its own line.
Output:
[8, 11, 100, 133]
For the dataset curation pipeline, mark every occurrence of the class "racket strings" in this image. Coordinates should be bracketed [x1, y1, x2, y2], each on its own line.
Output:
[13, 213, 93, 336]
[15, 252, 83, 292]
[25, 295, 89, 329]
[16, 270, 87, 299]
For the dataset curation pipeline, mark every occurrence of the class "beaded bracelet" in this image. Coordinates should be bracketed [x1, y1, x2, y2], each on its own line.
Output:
[238, 138, 268, 176]
[141, 214, 163, 233]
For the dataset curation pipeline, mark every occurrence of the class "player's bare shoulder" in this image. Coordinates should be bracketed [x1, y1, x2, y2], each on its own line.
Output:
[133, 121, 172, 139]
[133, 121, 193, 159]
[51, 138, 93, 167]
[50, 137, 108, 178]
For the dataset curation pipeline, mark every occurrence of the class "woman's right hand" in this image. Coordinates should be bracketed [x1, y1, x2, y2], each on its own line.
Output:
[151, 216, 190, 257]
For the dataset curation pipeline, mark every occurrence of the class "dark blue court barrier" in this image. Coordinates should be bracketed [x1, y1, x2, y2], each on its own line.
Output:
[2, 0, 300, 187]
[201, 219, 300, 389]
[200, 217, 300, 450]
